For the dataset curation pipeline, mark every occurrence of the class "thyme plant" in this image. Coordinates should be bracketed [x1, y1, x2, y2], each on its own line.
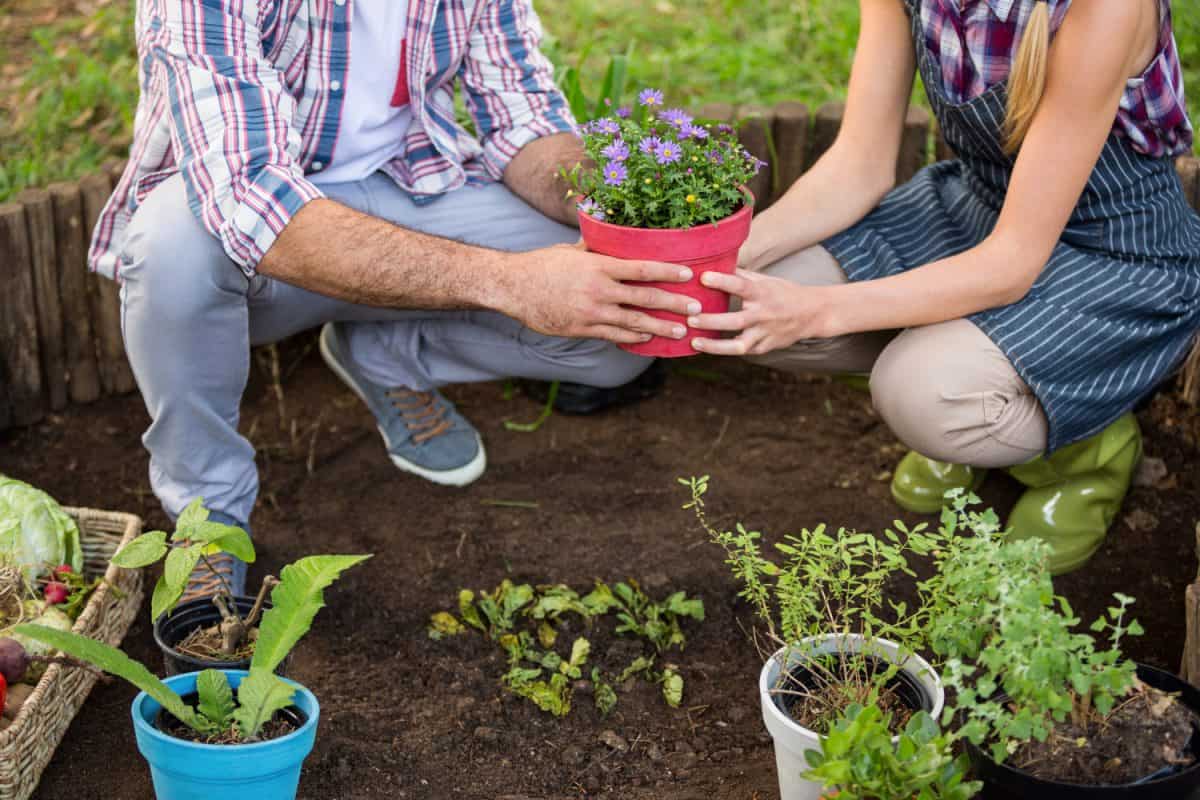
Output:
[680, 476, 946, 732]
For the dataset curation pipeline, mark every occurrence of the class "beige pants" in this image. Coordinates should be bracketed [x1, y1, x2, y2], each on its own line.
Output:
[748, 247, 1050, 468]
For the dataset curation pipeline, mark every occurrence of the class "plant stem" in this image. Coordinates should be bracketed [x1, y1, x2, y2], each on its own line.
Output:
[244, 576, 279, 628]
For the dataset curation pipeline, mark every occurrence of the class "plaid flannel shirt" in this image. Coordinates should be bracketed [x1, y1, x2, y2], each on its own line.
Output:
[920, 0, 1193, 159]
[90, 0, 576, 280]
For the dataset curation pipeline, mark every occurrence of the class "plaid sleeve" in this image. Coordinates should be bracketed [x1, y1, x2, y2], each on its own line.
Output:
[458, 0, 578, 180]
[147, 0, 324, 275]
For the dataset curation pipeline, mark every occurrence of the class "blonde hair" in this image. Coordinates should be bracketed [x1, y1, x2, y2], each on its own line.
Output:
[1003, 1, 1051, 154]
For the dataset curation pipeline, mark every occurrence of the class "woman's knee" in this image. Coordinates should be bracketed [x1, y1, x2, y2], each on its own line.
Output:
[870, 321, 1047, 466]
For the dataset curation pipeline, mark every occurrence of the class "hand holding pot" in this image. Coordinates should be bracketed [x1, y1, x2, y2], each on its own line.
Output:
[688, 269, 839, 357]
[511, 243, 698, 346]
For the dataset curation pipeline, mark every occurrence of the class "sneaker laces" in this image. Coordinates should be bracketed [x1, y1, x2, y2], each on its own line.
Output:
[387, 388, 454, 444]
[180, 550, 239, 605]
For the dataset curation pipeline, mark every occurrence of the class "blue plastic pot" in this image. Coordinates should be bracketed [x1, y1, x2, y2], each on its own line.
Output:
[131, 670, 320, 800]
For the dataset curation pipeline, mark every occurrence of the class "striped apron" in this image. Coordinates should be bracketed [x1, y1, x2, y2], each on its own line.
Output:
[823, 0, 1200, 452]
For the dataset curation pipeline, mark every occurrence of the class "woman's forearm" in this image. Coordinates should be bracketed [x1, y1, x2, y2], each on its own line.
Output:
[740, 143, 897, 270]
[827, 235, 1042, 336]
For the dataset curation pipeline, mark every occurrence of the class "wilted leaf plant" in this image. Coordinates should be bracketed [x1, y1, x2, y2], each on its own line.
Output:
[429, 578, 704, 719]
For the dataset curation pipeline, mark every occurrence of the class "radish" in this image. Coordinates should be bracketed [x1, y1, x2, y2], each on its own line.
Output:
[0, 638, 29, 684]
[0, 673, 6, 716]
[52, 565, 74, 577]
[43, 581, 68, 606]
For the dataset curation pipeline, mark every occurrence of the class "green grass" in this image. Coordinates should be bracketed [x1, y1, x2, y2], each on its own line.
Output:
[0, 0, 1197, 201]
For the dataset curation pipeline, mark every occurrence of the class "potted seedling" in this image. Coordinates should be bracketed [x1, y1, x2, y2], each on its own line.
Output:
[681, 476, 948, 800]
[925, 491, 1200, 799]
[14, 552, 369, 800]
[567, 89, 765, 358]
[111, 498, 277, 674]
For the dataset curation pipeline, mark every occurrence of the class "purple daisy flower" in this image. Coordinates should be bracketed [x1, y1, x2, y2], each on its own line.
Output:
[708, 149, 725, 164]
[601, 139, 630, 162]
[603, 161, 628, 186]
[638, 136, 664, 156]
[716, 123, 735, 135]
[615, 106, 632, 119]
[577, 197, 604, 221]
[655, 140, 682, 165]
[638, 88, 664, 107]
[591, 118, 620, 135]
[679, 123, 709, 141]
[659, 108, 693, 128]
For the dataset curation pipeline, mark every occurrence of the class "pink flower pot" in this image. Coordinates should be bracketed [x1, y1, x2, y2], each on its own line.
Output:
[578, 200, 754, 358]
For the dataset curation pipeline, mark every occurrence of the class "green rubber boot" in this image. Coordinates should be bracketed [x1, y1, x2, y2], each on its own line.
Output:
[891, 453, 987, 515]
[1006, 413, 1142, 576]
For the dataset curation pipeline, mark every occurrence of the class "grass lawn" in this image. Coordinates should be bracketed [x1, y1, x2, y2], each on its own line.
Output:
[0, 0, 1197, 200]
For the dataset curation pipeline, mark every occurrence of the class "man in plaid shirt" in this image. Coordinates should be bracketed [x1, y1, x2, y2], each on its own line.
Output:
[92, 0, 695, 599]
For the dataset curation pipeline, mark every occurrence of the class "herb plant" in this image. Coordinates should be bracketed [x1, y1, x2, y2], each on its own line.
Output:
[681, 475, 945, 734]
[14, 553, 369, 743]
[923, 491, 1141, 763]
[111, 498, 269, 659]
[804, 704, 981, 800]
[566, 88, 764, 229]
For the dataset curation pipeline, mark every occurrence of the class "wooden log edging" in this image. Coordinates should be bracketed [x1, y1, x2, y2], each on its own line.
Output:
[0, 106, 1199, 431]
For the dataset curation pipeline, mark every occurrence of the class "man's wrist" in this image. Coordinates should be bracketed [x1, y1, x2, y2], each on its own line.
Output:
[472, 249, 525, 318]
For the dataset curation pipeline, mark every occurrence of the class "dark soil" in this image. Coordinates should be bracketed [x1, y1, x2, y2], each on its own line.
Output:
[156, 693, 305, 745]
[1012, 681, 1198, 785]
[3, 335, 1199, 799]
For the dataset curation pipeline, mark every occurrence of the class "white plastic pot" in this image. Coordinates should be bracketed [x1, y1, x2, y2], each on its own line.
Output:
[759, 634, 945, 800]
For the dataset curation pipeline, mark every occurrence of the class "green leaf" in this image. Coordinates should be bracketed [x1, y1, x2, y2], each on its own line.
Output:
[208, 527, 256, 563]
[164, 544, 202, 595]
[537, 621, 558, 649]
[196, 669, 235, 729]
[661, 669, 684, 708]
[175, 498, 209, 540]
[569, 637, 590, 668]
[13, 623, 199, 731]
[151, 574, 185, 622]
[231, 668, 296, 739]
[458, 590, 486, 632]
[593, 668, 617, 718]
[111, 531, 169, 569]
[250, 554, 372, 673]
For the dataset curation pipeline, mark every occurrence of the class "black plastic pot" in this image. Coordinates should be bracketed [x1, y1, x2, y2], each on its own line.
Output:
[969, 664, 1200, 799]
[153, 596, 282, 676]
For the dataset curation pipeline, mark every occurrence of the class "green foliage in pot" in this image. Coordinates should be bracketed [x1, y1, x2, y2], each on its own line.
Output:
[566, 89, 763, 229]
[804, 703, 981, 800]
[14, 553, 369, 743]
[680, 476, 947, 732]
[922, 490, 1141, 763]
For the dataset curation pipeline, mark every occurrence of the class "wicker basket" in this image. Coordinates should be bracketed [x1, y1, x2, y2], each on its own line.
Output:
[0, 507, 145, 800]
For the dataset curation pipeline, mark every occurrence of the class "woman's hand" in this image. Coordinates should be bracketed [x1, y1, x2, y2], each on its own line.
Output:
[688, 269, 840, 356]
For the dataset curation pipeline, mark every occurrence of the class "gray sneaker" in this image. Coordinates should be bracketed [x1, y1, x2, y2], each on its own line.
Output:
[319, 323, 486, 486]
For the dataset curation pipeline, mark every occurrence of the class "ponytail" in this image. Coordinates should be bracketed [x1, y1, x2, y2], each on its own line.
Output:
[1003, 0, 1051, 154]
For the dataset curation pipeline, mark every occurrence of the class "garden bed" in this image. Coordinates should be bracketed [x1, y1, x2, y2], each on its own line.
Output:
[1, 337, 1197, 799]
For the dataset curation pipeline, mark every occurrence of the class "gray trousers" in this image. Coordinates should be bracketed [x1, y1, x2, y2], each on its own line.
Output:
[119, 173, 650, 523]
[749, 247, 1050, 468]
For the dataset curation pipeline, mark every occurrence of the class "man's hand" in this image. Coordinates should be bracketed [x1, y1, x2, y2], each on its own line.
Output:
[507, 243, 701, 345]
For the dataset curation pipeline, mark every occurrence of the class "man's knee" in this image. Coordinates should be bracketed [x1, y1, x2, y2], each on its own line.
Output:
[120, 175, 246, 319]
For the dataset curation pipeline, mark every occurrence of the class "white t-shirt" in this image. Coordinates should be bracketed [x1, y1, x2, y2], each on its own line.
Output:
[311, 0, 412, 185]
